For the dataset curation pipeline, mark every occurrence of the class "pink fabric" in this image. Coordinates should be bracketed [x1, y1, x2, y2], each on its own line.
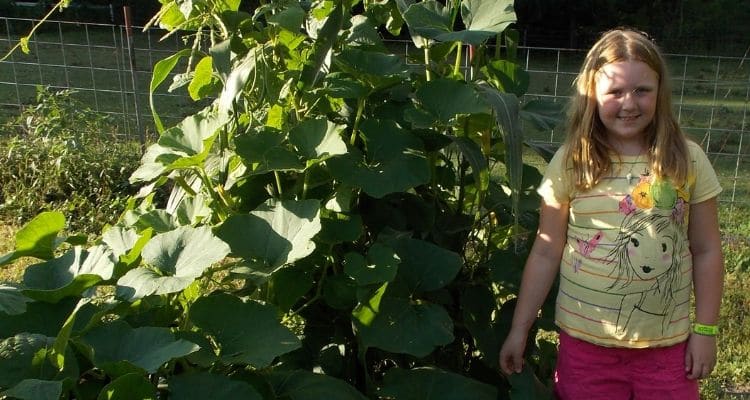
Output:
[554, 331, 699, 400]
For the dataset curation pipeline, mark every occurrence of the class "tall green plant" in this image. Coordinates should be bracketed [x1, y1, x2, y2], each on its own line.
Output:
[0, 1, 563, 399]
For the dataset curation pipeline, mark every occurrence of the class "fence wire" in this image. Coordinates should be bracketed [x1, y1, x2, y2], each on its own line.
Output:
[1, 18, 748, 211]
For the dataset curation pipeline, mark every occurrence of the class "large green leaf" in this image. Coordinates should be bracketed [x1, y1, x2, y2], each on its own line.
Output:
[101, 227, 140, 260]
[268, 370, 367, 400]
[216, 199, 321, 273]
[326, 119, 430, 198]
[399, 0, 451, 46]
[168, 372, 262, 400]
[0, 333, 76, 387]
[116, 226, 230, 301]
[322, 74, 370, 99]
[149, 48, 192, 132]
[156, 2, 187, 31]
[343, 243, 400, 286]
[379, 367, 497, 400]
[317, 210, 363, 245]
[289, 118, 347, 162]
[481, 59, 530, 97]
[0, 285, 33, 316]
[354, 296, 453, 357]
[1, 379, 63, 400]
[22, 245, 116, 303]
[435, 0, 516, 44]
[101, 226, 153, 269]
[266, 1, 305, 32]
[270, 264, 315, 311]
[188, 55, 218, 101]
[0, 212, 65, 266]
[334, 48, 410, 86]
[415, 79, 488, 124]
[130, 107, 228, 183]
[347, 14, 387, 50]
[0, 298, 77, 338]
[235, 128, 305, 175]
[80, 320, 199, 376]
[388, 236, 462, 293]
[189, 293, 301, 368]
[96, 373, 157, 400]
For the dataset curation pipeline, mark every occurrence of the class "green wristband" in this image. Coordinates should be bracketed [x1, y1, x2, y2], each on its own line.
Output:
[693, 323, 719, 336]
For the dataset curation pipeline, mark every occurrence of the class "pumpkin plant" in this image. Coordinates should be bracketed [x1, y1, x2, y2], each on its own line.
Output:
[0, 1, 563, 399]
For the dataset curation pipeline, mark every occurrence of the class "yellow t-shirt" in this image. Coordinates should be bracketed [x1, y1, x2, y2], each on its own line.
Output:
[538, 141, 722, 348]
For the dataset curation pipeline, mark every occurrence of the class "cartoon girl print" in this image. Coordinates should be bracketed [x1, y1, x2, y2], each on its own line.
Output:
[606, 210, 685, 335]
[606, 174, 690, 335]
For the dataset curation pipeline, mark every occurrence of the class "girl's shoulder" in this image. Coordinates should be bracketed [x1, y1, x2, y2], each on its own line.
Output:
[684, 139, 711, 164]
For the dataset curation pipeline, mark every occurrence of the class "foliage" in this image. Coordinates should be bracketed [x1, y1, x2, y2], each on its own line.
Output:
[0, 1, 564, 399]
[0, 87, 141, 235]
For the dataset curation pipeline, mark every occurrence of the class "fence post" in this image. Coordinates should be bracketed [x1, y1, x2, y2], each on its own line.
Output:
[123, 4, 144, 151]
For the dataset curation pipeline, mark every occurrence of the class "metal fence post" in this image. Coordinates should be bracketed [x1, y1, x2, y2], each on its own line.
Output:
[123, 4, 144, 151]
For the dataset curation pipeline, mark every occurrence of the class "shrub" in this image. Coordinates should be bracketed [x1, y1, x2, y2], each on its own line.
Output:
[0, 86, 141, 235]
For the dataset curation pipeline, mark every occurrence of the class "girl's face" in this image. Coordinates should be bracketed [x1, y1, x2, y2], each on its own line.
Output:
[594, 60, 659, 154]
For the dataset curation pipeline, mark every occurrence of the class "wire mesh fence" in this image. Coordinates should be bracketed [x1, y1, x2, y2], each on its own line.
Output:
[1, 17, 748, 211]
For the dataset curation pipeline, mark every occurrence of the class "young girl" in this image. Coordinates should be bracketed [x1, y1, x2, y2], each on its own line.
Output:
[499, 28, 724, 399]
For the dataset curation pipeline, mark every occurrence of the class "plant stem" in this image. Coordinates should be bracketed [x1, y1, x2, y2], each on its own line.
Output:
[0, 0, 70, 62]
[350, 98, 365, 146]
[453, 42, 463, 77]
[274, 171, 284, 197]
[423, 41, 432, 81]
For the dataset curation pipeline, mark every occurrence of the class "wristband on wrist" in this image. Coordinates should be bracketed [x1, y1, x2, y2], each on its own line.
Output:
[693, 323, 719, 336]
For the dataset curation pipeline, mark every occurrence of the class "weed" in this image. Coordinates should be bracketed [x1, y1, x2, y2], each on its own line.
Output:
[0, 86, 141, 235]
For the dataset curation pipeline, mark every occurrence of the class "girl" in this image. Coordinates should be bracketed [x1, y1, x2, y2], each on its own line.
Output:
[498, 28, 724, 399]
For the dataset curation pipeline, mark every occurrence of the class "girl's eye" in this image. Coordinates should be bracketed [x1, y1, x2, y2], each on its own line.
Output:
[630, 238, 639, 247]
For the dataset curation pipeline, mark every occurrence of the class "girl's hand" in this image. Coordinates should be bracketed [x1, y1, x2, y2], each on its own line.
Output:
[499, 328, 529, 375]
[685, 333, 717, 380]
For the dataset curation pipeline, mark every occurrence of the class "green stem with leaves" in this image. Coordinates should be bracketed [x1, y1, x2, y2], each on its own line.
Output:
[0, 0, 71, 62]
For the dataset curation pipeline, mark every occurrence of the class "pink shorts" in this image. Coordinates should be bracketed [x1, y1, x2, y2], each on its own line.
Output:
[554, 331, 699, 400]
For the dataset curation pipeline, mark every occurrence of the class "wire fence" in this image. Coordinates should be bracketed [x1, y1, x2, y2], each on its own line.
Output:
[1, 17, 748, 211]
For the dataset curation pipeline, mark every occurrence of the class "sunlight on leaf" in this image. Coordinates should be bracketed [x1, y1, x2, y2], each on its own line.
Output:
[19, 37, 30, 54]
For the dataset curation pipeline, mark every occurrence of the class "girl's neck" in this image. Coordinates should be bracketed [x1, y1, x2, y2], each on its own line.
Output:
[608, 138, 647, 157]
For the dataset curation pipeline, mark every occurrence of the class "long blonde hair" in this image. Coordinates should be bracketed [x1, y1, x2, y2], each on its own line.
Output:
[564, 28, 689, 190]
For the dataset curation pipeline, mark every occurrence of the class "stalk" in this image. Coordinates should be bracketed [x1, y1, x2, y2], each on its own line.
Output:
[453, 42, 463, 77]
[350, 98, 366, 146]
[423, 40, 432, 81]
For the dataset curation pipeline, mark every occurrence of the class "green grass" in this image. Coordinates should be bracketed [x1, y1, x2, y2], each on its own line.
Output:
[0, 223, 31, 284]
[698, 205, 750, 399]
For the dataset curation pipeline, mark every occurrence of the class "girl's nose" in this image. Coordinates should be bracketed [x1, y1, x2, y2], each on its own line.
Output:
[621, 91, 637, 109]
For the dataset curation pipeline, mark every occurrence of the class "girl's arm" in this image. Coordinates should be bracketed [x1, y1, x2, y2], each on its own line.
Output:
[499, 199, 569, 375]
[685, 197, 724, 380]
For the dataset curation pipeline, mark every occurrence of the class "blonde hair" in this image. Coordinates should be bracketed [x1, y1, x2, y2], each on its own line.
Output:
[564, 28, 689, 190]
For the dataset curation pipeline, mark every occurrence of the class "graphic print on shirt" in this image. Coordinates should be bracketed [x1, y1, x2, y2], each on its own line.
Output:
[605, 173, 689, 335]
[573, 230, 604, 272]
